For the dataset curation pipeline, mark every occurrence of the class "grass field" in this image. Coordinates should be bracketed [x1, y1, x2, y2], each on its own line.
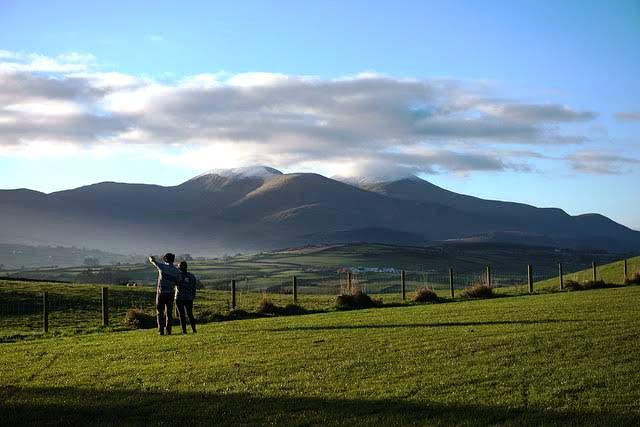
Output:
[2, 254, 639, 341]
[535, 256, 640, 290]
[2, 243, 631, 294]
[1, 285, 639, 425]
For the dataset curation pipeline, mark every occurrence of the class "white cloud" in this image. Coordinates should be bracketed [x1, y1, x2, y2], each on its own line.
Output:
[0, 50, 604, 176]
[569, 151, 637, 174]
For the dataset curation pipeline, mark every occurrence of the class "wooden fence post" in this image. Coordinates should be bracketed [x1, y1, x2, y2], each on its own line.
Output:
[101, 287, 109, 326]
[486, 266, 491, 287]
[449, 267, 454, 298]
[401, 270, 406, 301]
[231, 279, 236, 310]
[293, 275, 298, 304]
[592, 261, 597, 281]
[527, 264, 533, 294]
[43, 291, 49, 333]
[347, 271, 353, 294]
[559, 262, 564, 290]
[623, 259, 628, 283]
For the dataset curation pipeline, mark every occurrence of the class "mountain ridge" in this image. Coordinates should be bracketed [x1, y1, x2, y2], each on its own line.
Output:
[0, 166, 637, 254]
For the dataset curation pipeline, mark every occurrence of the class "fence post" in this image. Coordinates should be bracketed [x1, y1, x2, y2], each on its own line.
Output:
[347, 271, 353, 294]
[623, 259, 628, 283]
[486, 266, 491, 287]
[101, 287, 109, 326]
[449, 267, 454, 298]
[231, 279, 236, 310]
[527, 264, 533, 294]
[43, 291, 49, 333]
[401, 270, 406, 301]
[592, 261, 597, 281]
[559, 263, 564, 290]
[293, 275, 298, 304]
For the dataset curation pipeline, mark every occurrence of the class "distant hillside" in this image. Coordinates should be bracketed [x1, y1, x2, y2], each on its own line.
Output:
[0, 166, 638, 254]
[0, 243, 136, 270]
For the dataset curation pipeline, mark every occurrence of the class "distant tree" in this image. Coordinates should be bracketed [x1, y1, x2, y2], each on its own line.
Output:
[83, 257, 100, 267]
[179, 254, 194, 261]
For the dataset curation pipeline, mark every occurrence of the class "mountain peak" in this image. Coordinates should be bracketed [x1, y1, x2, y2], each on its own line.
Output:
[333, 174, 423, 187]
[194, 165, 283, 180]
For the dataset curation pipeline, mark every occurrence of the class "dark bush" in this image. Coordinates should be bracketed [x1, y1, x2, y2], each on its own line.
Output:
[335, 291, 381, 310]
[258, 295, 278, 314]
[565, 279, 614, 291]
[282, 304, 305, 315]
[123, 309, 156, 329]
[412, 287, 439, 303]
[581, 279, 611, 290]
[625, 273, 640, 285]
[258, 296, 306, 315]
[461, 283, 494, 299]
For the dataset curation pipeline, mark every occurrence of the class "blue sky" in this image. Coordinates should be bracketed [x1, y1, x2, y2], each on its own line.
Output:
[0, 0, 639, 229]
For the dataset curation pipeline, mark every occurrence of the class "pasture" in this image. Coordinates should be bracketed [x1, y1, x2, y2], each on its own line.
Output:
[1, 243, 629, 292]
[1, 254, 638, 341]
[1, 285, 640, 425]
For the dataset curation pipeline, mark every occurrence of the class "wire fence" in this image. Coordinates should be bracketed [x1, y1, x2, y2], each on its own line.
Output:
[1, 257, 638, 337]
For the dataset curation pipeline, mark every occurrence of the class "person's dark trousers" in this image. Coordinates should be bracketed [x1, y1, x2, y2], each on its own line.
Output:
[176, 300, 196, 333]
[156, 293, 174, 335]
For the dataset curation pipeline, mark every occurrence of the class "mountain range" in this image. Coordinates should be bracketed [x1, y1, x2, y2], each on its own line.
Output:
[1, 166, 638, 254]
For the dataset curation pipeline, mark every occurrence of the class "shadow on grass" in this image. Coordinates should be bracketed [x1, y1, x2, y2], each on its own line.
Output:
[0, 386, 634, 426]
[267, 319, 582, 332]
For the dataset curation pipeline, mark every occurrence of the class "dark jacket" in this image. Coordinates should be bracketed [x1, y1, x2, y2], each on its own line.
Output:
[176, 271, 197, 301]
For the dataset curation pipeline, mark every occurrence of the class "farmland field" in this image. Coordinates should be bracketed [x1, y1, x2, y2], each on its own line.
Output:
[1, 284, 640, 425]
[1, 243, 633, 294]
[1, 253, 639, 340]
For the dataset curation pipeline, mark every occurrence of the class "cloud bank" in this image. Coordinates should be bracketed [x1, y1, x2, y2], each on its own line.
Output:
[0, 50, 607, 177]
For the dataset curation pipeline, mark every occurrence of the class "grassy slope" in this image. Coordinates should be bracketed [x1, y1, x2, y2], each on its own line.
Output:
[535, 256, 640, 290]
[1, 286, 639, 425]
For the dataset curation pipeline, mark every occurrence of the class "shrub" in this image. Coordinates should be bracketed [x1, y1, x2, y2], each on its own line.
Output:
[258, 295, 278, 314]
[565, 279, 614, 291]
[564, 279, 582, 291]
[412, 287, 439, 303]
[625, 273, 640, 285]
[123, 309, 156, 329]
[257, 295, 306, 316]
[461, 283, 494, 299]
[580, 279, 610, 290]
[282, 304, 305, 315]
[335, 291, 381, 310]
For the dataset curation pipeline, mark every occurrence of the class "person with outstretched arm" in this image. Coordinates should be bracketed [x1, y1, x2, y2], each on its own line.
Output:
[176, 261, 198, 334]
[149, 253, 182, 335]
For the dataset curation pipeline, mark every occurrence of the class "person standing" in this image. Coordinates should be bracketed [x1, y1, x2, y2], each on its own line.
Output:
[149, 253, 181, 335]
[176, 261, 197, 334]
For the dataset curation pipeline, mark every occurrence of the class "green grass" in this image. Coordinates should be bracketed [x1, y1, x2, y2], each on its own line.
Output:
[3, 253, 638, 340]
[3, 243, 631, 295]
[535, 256, 640, 291]
[1, 286, 640, 425]
[0, 280, 340, 341]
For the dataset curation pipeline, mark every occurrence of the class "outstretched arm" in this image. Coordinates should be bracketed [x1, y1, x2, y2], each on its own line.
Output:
[148, 256, 161, 270]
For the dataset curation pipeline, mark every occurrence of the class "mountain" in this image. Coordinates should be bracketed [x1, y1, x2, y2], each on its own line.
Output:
[0, 167, 638, 255]
[341, 176, 640, 251]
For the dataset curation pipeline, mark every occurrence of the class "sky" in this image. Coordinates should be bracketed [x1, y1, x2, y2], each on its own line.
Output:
[0, 0, 639, 229]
